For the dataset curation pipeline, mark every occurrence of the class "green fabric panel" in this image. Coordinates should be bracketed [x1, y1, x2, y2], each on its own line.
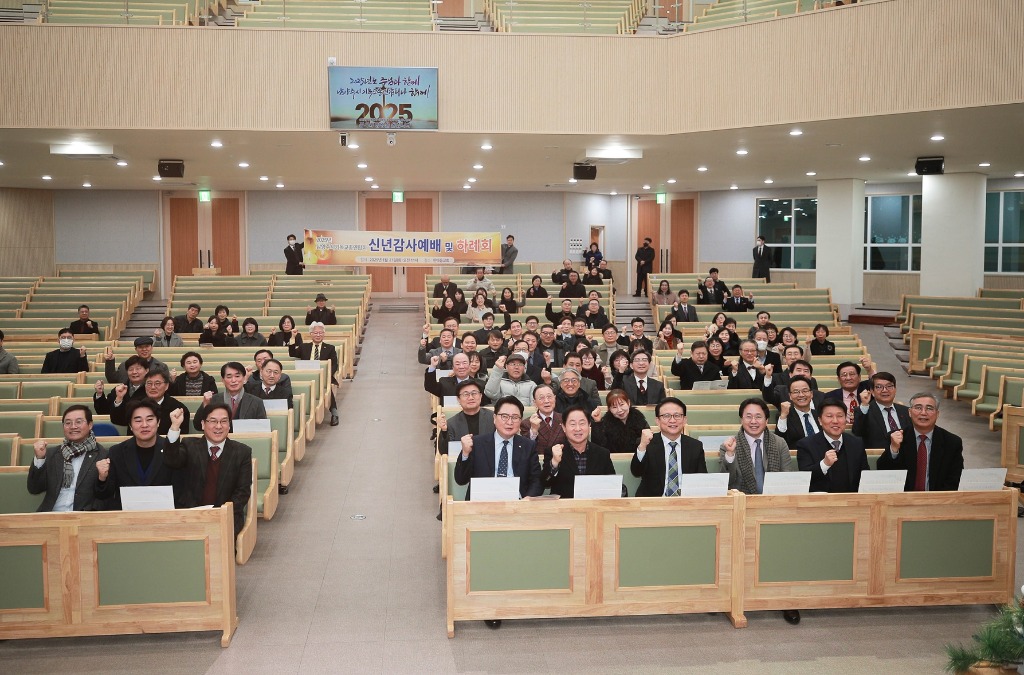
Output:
[0, 545, 45, 609]
[618, 525, 717, 587]
[899, 519, 994, 579]
[758, 522, 855, 583]
[611, 458, 641, 497]
[469, 529, 570, 592]
[97, 540, 207, 605]
[0, 473, 45, 513]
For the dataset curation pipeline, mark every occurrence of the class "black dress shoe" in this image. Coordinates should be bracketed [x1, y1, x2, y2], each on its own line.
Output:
[783, 610, 801, 625]
[330, 414, 339, 426]
[484, 620, 502, 629]
[278, 484, 289, 495]
[436, 507, 442, 521]
[433, 484, 440, 494]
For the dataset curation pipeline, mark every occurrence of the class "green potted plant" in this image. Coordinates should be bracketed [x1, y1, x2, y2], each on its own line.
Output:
[945, 604, 1024, 673]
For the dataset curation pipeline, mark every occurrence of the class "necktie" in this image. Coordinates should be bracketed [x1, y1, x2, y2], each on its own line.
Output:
[230, 397, 239, 416]
[915, 434, 928, 491]
[758, 246, 763, 256]
[497, 440, 509, 478]
[885, 407, 898, 432]
[314, 344, 321, 361]
[664, 441, 680, 497]
[264, 388, 271, 396]
[210, 446, 221, 462]
[848, 396, 856, 421]
[832, 440, 841, 452]
[803, 413, 815, 437]
[546, 416, 553, 429]
[754, 438, 765, 494]
[638, 380, 646, 395]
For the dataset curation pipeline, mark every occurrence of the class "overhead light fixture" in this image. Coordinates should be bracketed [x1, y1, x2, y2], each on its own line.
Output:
[667, 179, 677, 184]
[41, 175, 52, 180]
[357, 163, 368, 169]
[237, 162, 248, 168]
[82, 181, 91, 188]
[371, 184, 379, 189]
[610, 191, 617, 195]
[697, 166, 708, 172]
[276, 182, 284, 188]
[364, 176, 373, 182]
[116, 160, 128, 167]
[348, 142, 360, 149]
[859, 156, 871, 162]
[930, 135, 944, 141]
[468, 177, 477, 183]
[152, 176, 161, 181]
[49, 142, 115, 159]
[0, 160, 4, 166]
[1015, 172, 1024, 178]
[736, 149, 748, 155]
[569, 178, 577, 184]
[730, 185, 739, 190]
[259, 176, 269, 181]
[211, 140, 223, 148]
[806, 172, 817, 176]
[763, 179, 773, 184]
[642, 184, 651, 190]
[463, 184, 471, 189]
[907, 172, 918, 176]
[584, 146, 643, 163]
[979, 162, 991, 167]
[789, 130, 803, 136]
[481, 143, 492, 150]
[473, 164, 483, 170]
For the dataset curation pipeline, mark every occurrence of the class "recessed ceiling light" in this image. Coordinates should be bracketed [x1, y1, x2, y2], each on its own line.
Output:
[348, 142, 360, 149]
[610, 191, 617, 196]
[0, 160, 5, 166]
[371, 184, 379, 189]
[806, 172, 817, 176]
[152, 176, 161, 181]
[481, 143, 492, 150]
[736, 149, 748, 155]
[859, 156, 871, 162]
[763, 179, 773, 184]
[907, 172, 918, 176]
[930, 135, 944, 141]
[667, 179, 677, 184]
[1015, 172, 1024, 178]
[473, 164, 483, 170]
[276, 182, 284, 188]
[259, 176, 269, 181]
[789, 130, 803, 136]
[364, 177, 373, 182]
[116, 160, 128, 167]
[730, 185, 739, 190]
[211, 140, 223, 148]
[463, 184, 472, 189]
[569, 178, 577, 184]
[357, 163, 368, 169]
[41, 175, 52, 180]
[697, 167, 708, 172]
[979, 162, 991, 167]
[82, 181, 91, 188]
[238, 162, 249, 168]
[468, 177, 477, 183]
[642, 184, 651, 190]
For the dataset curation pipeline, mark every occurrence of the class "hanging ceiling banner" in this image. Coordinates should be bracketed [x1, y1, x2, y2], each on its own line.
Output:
[328, 66, 439, 131]
[303, 230, 499, 266]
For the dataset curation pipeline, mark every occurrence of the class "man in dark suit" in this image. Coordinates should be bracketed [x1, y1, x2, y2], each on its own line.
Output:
[669, 290, 699, 323]
[94, 399, 180, 510]
[521, 384, 566, 458]
[752, 235, 772, 282]
[173, 303, 205, 334]
[69, 304, 101, 335]
[163, 405, 252, 534]
[250, 358, 294, 410]
[616, 318, 654, 354]
[621, 351, 666, 406]
[877, 392, 964, 491]
[765, 357, 819, 407]
[752, 329, 782, 371]
[671, 341, 722, 390]
[728, 340, 775, 393]
[545, 406, 616, 498]
[108, 370, 190, 434]
[695, 276, 724, 306]
[824, 358, 877, 424]
[432, 274, 458, 299]
[424, 352, 481, 405]
[852, 372, 911, 450]
[297, 323, 340, 426]
[773, 376, 827, 448]
[454, 395, 543, 501]
[194, 361, 268, 431]
[722, 285, 755, 313]
[93, 359, 147, 417]
[27, 405, 109, 512]
[284, 233, 304, 275]
[631, 398, 706, 496]
[796, 398, 869, 493]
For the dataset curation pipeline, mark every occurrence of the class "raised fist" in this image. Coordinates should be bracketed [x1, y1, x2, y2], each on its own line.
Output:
[722, 436, 737, 456]
[170, 368, 178, 381]
[460, 434, 474, 456]
[763, 363, 774, 379]
[168, 407, 185, 429]
[495, 355, 507, 369]
[889, 429, 904, 450]
[420, 338, 428, 348]
[79, 347, 87, 358]
[269, 327, 277, 335]
[780, 401, 791, 418]
[113, 383, 128, 402]
[543, 351, 553, 365]
[561, 283, 567, 289]
[677, 343, 686, 355]
[307, 306, 312, 312]
[639, 428, 654, 449]
[96, 458, 110, 481]
[591, 406, 604, 423]
[859, 389, 872, 406]
[541, 369, 552, 385]
[422, 323, 430, 334]
[530, 413, 542, 432]
[550, 444, 563, 467]
[153, 329, 162, 338]
[104, 346, 114, 361]
[438, 351, 448, 363]
[429, 355, 440, 368]
[34, 439, 47, 459]
[203, 391, 214, 404]
[438, 411, 447, 432]
[823, 448, 838, 467]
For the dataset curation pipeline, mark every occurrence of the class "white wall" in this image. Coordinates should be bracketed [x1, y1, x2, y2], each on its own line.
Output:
[698, 187, 816, 263]
[564, 193, 629, 263]
[439, 191, 565, 263]
[920, 173, 987, 295]
[53, 190, 160, 262]
[246, 190, 358, 263]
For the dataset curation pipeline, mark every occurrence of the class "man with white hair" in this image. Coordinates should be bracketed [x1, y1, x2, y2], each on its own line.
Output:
[297, 322, 340, 426]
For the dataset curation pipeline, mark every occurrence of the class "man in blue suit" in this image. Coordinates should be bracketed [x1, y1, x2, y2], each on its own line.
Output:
[454, 395, 543, 501]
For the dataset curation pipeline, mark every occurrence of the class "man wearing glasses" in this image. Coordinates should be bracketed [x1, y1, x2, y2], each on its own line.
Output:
[773, 376, 826, 447]
[438, 380, 495, 450]
[622, 351, 665, 406]
[631, 397, 706, 497]
[852, 372, 911, 450]
[163, 406, 252, 535]
[877, 393, 964, 491]
[454, 395, 542, 501]
[28, 405, 109, 512]
[719, 398, 792, 495]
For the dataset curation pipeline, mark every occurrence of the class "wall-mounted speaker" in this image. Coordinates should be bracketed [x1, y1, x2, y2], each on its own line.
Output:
[573, 163, 597, 181]
[158, 159, 185, 178]
[915, 157, 944, 176]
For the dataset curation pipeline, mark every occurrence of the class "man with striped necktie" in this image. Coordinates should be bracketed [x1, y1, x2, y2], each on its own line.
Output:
[852, 372, 911, 450]
[630, 397, 706, 497]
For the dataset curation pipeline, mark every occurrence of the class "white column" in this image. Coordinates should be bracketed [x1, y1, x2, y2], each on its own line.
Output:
[815, 179, 865, 316]
[919, 173, 986, 296]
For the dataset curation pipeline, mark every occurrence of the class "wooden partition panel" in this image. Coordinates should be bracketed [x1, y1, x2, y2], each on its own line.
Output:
[670, 198, 695, 273]
[211, 198, 241, 276]
[1000, 405, 1024, 483]
[364, 199, 394, 293]
[0, 504, 237, 646]
[169, 198, 200, 280]
[405, 197, 434, 294]
[637, 200, 661, 276]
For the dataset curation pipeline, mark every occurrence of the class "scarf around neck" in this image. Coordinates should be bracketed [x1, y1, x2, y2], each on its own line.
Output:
[60, 432, 97, 489]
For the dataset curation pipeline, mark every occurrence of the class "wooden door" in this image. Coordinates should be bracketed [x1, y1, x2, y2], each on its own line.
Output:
[211, 198, 241, 276]
[169, 198, 199, 280]
[670, 199, 695, 273]
[405, 198, 434, 294]
[365, 199, 394, 293]
[637, 199, 661, 274]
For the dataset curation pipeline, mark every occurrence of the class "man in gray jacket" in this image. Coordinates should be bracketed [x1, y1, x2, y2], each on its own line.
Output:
[484, 352, 536, 407]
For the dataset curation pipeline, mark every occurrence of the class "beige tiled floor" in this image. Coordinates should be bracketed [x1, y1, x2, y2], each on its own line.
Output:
[0, 306, 1018, 674]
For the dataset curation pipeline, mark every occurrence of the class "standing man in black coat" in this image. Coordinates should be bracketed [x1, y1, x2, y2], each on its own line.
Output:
[284, 233, 304, 275]
[752, 235, 772, 282]
[631, 398, 706, 496]
[634, 237, 655, 297]
[877, 392, 964, 491]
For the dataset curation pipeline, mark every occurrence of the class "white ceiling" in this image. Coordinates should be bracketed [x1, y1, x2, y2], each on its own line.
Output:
[0, 103, 1021, 194]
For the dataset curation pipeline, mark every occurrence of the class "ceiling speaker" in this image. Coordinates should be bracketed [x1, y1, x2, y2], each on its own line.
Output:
[573, 163, 597, 181]
[915, 157, 944, 176]
[158, 159, 185, 178]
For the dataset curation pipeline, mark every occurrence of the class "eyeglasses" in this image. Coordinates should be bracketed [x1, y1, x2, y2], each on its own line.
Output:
[873, 384, 896, 391]
[205, 418, 231, 427]
[62, 419, 88, 427]
[658, 413, 685, 421]
[561, 378, 580, 384]
[910, 404, 937, 413]
[496, 413, 522, 422]
[458, 391, 481, 399]
[789, 389, 812, 396]
[742, 414, 767, 422]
